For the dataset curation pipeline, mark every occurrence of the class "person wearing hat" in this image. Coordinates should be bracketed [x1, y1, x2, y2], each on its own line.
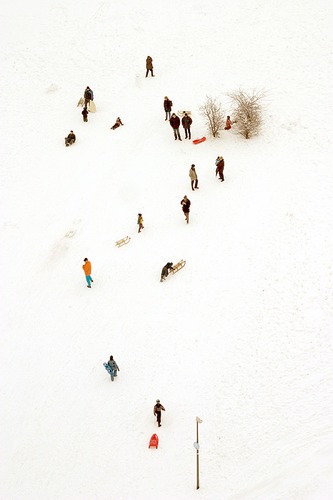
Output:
[107, 355, 120, 381]
[180, 195, 191, 223]
[65, 130, 76, 147]
[153, 400, 165, 427]
[189, 164, 199, 190]
[163, 96, 173, 121]
[160, 262, 174, 282]
[170, 113, 182, 141]
[182, 112, 192, 139]
[111, 117, 124, 130]
[82, 258, 93, 288]
[84, 86, 94, 107]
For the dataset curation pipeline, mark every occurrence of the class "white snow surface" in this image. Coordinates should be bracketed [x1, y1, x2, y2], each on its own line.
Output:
[1, 0, 333, 499]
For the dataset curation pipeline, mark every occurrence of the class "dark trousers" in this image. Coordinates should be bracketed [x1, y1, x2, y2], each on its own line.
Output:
[146, 69, 154, 77]
[191, 179, 198, 190]
[173, 128, 181, 140]
[184, 127, 191, 139]
[165, 110, 171, 120]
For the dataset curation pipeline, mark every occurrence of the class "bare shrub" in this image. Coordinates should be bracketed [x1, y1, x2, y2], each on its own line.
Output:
[228, 89, 266, 139]
[199, 96, 224, 138]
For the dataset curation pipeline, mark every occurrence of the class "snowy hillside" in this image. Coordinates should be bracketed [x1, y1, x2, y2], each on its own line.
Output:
[1, 1, 333, 499]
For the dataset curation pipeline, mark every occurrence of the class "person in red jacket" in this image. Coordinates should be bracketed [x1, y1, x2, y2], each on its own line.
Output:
[170, 113, 182, 141]
[82, 258, 93, 288]
[224, 116, 232, 130]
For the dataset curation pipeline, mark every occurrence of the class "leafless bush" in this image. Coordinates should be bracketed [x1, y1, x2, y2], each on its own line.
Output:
[228, 89, 266, 139]
[199, 96, 224, 138]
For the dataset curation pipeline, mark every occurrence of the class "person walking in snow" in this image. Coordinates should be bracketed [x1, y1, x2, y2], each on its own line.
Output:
[111, 117, 124, 130]
[189, 164, 199, 190]
[107, 355, 120, 381]
[65, 130, 76, 147]
[145, 56, 154, 77]
[154, 399, 165, 427]
[224, 115, 232, 130]
[160, 262, 174, 282]
[215, 156, 225, 182]
[164, 96, 173, 121]
[82, 107, 89, 122]
[84, 86, 94, 107]
[170, 113, 182, 141]
[137, 213, 144, 233]
[180, 195, 191, 223]
[182, 112, 192, 139]
[82, 258, 93, 288]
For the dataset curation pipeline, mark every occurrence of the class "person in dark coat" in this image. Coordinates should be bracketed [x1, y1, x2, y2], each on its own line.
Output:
[111, 117, 124, 130]
[182, 113, 192, 139]
[180, 195, 191, 223]
[65, 130, 76, 147]
[145, 56, 154, 77]
[189, 164, 199, 190]
[215, 156, 225, 182]
[107, 355, 120, 382]
[160, 262, 174, 282]
[164, 96, 173, 121]
[170, 113, 182, 140]
[82, 107, 89, 122]
[153, 399, 165, 427]
[84, 86, 93, 107]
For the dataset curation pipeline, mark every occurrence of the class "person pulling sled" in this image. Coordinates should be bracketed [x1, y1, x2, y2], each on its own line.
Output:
[160, 262, 174, 282]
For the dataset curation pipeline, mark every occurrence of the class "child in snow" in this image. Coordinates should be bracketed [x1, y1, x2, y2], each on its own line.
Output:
[111, 117, 124, 130]
[82, 107, 89, 122]
[137, 213, 144, 233]
[65, 130, 76, 146]
[145, 56, 154, 77]
[82, 258, 93, 288]
[180, 195, 191, 223]
[160, 262, 174, 282]
[224, 116, 232, 130]
[189, 164, 199, 190]
[107, 355, 120, 381]
[215, 156, 225, 182]
[153, 400, 165, 427]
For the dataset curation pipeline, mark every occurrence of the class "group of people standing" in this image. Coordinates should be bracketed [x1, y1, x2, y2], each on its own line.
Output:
[163, 97, 193, 141]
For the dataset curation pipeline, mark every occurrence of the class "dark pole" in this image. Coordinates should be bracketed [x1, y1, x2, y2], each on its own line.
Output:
[195, 417, 202, 490]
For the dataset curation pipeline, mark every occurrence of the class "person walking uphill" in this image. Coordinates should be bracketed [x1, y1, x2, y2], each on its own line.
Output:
[82, 258, 93, 288]
[215, 156, 225, 182]
[164, 96, 172, 120]
[182, 112, 192, 139]
[82, 107, 89, 122]
[170, 113, 182, 140]
[160, 262, 174, 282]
[137, 213, 144, 233]
[189, 164, 199, 190]
[181, 195, 191, 223]
[107, 355, 120, 381]
[145, 56, 154, 77]
[84, 86, 94, 107]
[154, 400, 165, 427]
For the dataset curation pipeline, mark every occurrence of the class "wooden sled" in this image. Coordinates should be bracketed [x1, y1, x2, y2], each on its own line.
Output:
[178, 110, 192, 116]
[89, 101, 96, 113]
[193, 137, 206, 145]
[77, 97, 84, 107]
[171, 260, 186, 274]
[149, 434, 159, 449]
[115, 236, 131, 248]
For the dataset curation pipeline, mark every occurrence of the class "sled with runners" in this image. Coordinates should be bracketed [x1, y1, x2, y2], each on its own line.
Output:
[192, 137, 206, 145]
[89, 101, 96, 113]
[77, 97, 84, 107]
[171, 260, 186, 274]
[178, 110, 192, 117]
[115, 236, 131, 248]
[103, 362, 114, 376]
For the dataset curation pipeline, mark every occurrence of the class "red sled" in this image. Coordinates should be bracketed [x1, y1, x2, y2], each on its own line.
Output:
[149, 434, 159, 449]
[192, 137, 206, 144]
